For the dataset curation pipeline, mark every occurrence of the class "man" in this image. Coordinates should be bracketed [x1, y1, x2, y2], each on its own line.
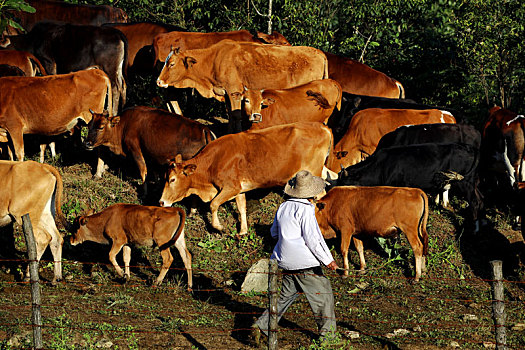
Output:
[252, 170, 340, 345]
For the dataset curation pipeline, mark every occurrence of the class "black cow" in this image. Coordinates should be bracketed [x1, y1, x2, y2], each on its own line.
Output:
[336, 143, 483, 230]
[330, 92, 462, 141]
[376, 124, 481, 151]
[2, 22, 127, 115]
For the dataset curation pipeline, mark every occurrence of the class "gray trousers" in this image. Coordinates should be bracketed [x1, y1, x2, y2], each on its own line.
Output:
[255, 266, 336, 336]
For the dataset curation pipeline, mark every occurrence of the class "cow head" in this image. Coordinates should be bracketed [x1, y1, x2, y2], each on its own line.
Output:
[314, 202, 337, 239]
[159, 154, 196, 207]
[157, 49, 195, 88]
[84, 110, 119, 150]
[255, 31, 291, 46]
[243, 87, 274, 123]
[69, 215, 89, 246]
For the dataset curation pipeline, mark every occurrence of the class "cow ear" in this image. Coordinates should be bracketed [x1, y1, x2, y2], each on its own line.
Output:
[170, 45, 181, 55]
[184, 56, 197, 68]
[175, 154, 183, 164]
[183, 164, 196, 175]
[109, 116, 121, 126]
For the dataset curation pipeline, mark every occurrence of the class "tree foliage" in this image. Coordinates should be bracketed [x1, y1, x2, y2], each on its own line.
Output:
[0, 0, 34, 33]
[24, 0, 525, 125]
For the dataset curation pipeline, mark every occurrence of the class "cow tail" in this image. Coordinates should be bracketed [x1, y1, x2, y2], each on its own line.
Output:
[103, 73, 114, 117]
[28, 53, 47, 76]
[396, 80, 405, 99]
[335, 80, 342, 111]
[159, 208, 186, 251]
[43, 164, 66, 230]
[418, 192, 429, 256]
[322, 53, 329, 79]
[204, 128, 217, 144]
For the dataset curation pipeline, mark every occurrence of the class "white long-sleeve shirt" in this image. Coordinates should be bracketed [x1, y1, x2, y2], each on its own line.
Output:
[270, 198, 334, 270]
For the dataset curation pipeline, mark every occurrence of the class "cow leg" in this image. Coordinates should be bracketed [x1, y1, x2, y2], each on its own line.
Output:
[404, 229, 424, 282]
[235, 193, 248, 235]
[39, 144, 46, 163]
[49, 142, 56, 158]
[173, 229, 193, 290]
[41, 208, 64, 283]
[155, 248, 174, 287]
[25, 227, 52, 281]
[9, 129, 24, 161]
[352, 237, 367, 274]
[209, 188, 240, 232]
[127, 141, 148, 195]
[95, 150, 106, 178]
[108, 241, 125, 278]
[340, 232, 354, 277]
[122, 245, 131, 281]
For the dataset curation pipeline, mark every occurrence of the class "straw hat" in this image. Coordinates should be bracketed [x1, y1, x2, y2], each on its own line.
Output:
[284, 170, 326, 198]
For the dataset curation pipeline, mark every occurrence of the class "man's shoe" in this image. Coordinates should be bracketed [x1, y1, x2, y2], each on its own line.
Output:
[251, 323, 267, 347]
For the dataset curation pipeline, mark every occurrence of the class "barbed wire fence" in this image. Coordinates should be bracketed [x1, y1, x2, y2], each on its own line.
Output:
[0, 216, 524, 349]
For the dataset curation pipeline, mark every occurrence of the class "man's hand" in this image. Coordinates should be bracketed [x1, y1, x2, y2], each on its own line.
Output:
[326, 261, 339, 271]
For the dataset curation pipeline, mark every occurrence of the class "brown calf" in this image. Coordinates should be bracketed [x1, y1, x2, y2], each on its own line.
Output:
[85, 106, 214, 181]
[315, 186, 429, 281]
[70, 204, 192, 289]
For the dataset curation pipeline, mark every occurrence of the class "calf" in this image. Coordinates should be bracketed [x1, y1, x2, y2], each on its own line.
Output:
[0, 160, 64, 283]
[316, 186, 429, 281]
[159, 122, 337, 235]
[337, 143, 483, 231]
[243, 79, 342, 130]
[327, 108, 456, 171]
[70, 204, 192, 289]
[85, 106, 214, 182]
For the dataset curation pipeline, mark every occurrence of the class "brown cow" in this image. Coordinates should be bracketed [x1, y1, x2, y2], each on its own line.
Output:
[153, 30, 262, 63]
[243, 79, 342, 130]
[159, 122, 337, 235]
[0, 160, 64, 283]
[327, 108, 456, 171]
[315, 186, 429, 281]
[0, 50, 46, 76]
[0, 68, 112, 162]
[70, 204, 192, 289]
[104, 22, 186, 74]
[156, 40, 328, 131]
[324, 52, 404, 98]
[481, 106, 525, 187]
[84, 106, 215, 184]
[13, 0, 128, 32]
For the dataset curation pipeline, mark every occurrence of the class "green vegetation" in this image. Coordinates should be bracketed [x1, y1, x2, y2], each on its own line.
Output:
[1, 1, 524, 349]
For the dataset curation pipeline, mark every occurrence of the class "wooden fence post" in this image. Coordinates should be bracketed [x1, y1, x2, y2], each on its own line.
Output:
[22, 214, 43, 350]
[490, 260, 506, 350]
[268, 259, 278, 350]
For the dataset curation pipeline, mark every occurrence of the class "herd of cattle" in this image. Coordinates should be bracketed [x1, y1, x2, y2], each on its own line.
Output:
[1, 0, 523, 289]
